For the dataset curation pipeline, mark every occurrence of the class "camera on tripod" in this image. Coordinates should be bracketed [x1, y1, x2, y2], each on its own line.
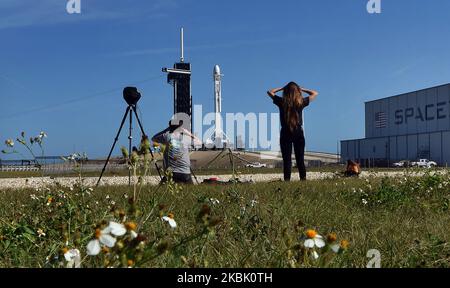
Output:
[97, 86, 163, 186]
[123, 87, 141, 106]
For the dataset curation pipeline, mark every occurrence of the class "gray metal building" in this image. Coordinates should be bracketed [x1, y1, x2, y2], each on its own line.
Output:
[341, 83, 450, 167]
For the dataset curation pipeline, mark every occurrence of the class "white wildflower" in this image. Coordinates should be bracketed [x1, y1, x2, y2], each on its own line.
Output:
[64, 249, 81, 268]
[86, 222, 126, 256]
[162, 214, 177, 229]
[304, 230, 325, 248]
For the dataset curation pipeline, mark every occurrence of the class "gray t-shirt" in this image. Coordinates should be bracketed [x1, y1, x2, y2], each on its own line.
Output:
[153, 131, 191, 175]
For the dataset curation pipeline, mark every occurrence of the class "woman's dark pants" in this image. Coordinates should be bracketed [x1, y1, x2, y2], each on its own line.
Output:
[280, 127, 306, 181]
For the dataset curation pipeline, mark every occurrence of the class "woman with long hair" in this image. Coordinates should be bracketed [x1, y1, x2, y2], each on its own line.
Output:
[267, 82, 318, 181]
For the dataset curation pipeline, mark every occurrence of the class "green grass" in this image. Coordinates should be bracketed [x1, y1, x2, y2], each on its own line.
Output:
[0, 171, 449, 268]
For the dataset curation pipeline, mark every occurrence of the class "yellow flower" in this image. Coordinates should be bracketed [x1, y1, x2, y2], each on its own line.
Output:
[125, 222, 138, 238]
[125, 222, 137, 231]
[94, 228, 102, 239]
[306, 229, 317, 239]
[340, 240, 349, 250]
[327, 233, 337, 243]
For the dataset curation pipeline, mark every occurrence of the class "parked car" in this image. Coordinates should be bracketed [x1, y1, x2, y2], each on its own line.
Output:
[411, 159, 437, 168]
[246, 162, 267, 168]
[393, 160, 411, 168]
[393, 161, 405, 167]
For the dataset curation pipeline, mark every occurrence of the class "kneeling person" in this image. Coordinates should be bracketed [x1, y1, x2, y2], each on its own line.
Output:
[344, 160, 361, 177]
[152, 120, 201, 184]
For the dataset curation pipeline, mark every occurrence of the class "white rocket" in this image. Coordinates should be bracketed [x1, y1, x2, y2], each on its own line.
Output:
[213, 65, 224, 147]
[213, 65, 223, 137]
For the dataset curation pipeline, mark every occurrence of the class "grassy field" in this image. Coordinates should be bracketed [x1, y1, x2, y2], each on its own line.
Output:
[0, 170, 449, 268]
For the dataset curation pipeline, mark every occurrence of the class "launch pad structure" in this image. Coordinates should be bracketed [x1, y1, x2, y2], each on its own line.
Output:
[162, 28, 231, 150]
[162, 28, 193, 133]
[159, 28, 250, 179]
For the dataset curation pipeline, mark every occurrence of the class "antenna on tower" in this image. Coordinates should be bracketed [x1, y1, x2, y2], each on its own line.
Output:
[180, 27, 184, 63]
[162, 28, 192, 132]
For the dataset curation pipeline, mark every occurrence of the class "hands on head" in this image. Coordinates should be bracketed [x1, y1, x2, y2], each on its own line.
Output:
[267, 82, 318, 101]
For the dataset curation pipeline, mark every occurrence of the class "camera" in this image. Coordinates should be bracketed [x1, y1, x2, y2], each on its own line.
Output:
[123, 87, 141, 106]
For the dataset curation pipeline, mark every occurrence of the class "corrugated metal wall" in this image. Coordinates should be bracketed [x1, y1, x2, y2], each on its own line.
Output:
[342, 131, 450, 166]
[342, 83, 450, 167]
[443, 132, 450, 165]
[365, 84, 450, 138]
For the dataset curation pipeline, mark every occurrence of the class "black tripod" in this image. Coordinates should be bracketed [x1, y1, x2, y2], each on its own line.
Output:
[204, 148, 258, 179]
[97, 88, 162, 186]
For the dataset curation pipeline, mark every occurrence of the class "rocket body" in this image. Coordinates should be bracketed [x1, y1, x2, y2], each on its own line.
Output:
[213, 65, 223, 146]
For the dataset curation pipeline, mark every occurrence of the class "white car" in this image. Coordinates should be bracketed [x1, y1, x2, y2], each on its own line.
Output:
[393, 161, 404, 167]
[412, 159, 437, 168]
[393, 160, 409, 168]
[246, 162, 267, 168]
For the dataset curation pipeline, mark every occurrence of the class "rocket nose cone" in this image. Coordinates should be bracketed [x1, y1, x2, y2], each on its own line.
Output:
[214, 65, 221, 75]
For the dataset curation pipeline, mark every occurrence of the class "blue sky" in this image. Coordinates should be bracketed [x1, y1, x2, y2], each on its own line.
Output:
[1, 0, 450, 159]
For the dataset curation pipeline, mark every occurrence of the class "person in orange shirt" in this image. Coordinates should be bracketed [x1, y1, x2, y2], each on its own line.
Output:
[345, 160, 361, 177]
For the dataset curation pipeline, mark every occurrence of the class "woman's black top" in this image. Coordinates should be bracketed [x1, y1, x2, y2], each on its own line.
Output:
[272, 96, 310, 130]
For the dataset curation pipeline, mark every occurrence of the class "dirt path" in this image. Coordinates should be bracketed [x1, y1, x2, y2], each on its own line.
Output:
[0, 170, 443, 190]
